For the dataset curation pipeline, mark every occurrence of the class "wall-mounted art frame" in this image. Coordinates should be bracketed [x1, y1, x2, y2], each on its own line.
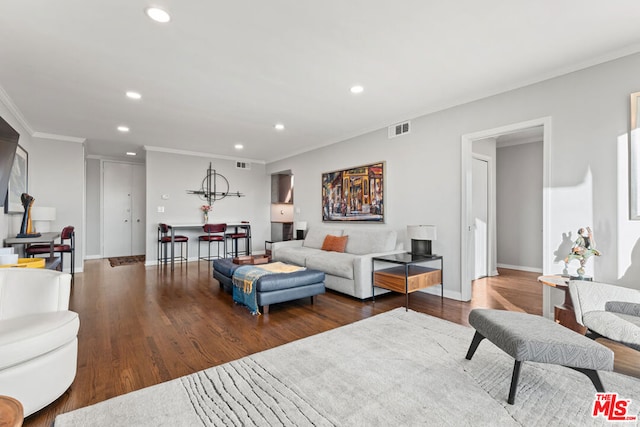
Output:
[322, 161, 385, 222]
[5, 144, 27, 214]
[630, 92, 640, 220]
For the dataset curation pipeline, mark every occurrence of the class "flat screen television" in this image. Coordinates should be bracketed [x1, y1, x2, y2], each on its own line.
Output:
[0, 115, 20, 207]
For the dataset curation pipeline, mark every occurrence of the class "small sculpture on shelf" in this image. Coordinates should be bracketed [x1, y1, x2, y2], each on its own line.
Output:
[564, 226, 600, 279]
[17, 193, 41, 238]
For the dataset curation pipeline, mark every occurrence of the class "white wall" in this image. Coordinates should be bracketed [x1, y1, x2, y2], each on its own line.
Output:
[29, 136, 85, 273]
[0, 98, 84, 274]
[267, 52, 640, 301]
[496, 141, 543, 271]
[145, 150, 269, 263]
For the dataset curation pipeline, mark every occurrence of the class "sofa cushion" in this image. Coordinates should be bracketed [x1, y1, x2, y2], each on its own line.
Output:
[306, 251, 356, 279]
[276, 246, 319, 266]
[345, 229, 397, 255]
[0, 311, 80, 370]
[321, 235, 348, 253]
[303, 227, 343, 249]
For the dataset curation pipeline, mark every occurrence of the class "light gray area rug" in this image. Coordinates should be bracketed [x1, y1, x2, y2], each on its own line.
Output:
[55, 309, 640, 426]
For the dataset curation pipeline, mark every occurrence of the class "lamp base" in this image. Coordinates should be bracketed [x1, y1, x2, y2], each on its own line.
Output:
[296, 229, 305, 240]
[411, 239, 432, 256]
[16, 232, 41, 238]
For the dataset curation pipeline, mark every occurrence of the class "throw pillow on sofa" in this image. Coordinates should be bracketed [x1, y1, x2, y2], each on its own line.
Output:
[303, 226, 343, 249]
[321, 235, 348, 252]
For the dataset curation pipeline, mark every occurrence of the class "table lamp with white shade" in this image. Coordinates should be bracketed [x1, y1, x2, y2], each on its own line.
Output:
[407, 225, 437, 256]
[31, 207, 56, 233]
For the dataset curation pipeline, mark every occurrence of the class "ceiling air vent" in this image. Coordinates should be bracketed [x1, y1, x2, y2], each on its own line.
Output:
[236, 161, 251, 170]
[388, 121, 411, 139]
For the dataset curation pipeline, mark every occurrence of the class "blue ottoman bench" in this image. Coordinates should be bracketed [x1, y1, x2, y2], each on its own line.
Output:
[465, 309, 614, 404]
[212, 258, 325, 314]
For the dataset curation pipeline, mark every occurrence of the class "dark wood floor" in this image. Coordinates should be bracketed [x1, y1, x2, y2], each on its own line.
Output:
[24, 261, 640, 426]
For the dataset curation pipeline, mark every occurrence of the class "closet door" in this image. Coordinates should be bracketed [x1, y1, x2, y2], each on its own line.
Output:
[103, 162, 146, 257]
[103, 162, 133, 257]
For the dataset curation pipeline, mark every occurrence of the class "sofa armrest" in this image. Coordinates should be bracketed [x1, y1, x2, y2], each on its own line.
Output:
[605, 301, 640, 317]
[271, 240, 304, 259]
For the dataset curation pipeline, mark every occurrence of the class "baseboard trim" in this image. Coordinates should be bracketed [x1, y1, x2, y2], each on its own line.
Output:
[496, 263, 542, 273]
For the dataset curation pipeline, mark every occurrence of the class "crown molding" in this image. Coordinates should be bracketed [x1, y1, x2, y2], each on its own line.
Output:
[143, 145, 265, 164]
[32, 132, 86, 143]
[0, 84, 87, 143]
[496, 135, 543, 148]
[0, 83, 34, 135]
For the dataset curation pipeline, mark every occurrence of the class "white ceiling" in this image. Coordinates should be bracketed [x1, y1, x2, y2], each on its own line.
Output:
[1, 1, 640, 163]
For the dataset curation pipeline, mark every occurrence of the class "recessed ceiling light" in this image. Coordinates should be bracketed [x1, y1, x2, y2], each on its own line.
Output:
[234, 144, 243, 150]
[145, 7, 171, 23]
[126, 152, 137, 156]
[126, 91, 142, 100]
[117, 126, 130, 132]
[274, 123, 285, 131]
[350, 85, 364, 94]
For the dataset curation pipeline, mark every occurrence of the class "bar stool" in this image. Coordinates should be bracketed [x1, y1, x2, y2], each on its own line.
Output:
[198, 223, 227, 261]
[157, 223, 189, 266]
[226, 221, 251, 258]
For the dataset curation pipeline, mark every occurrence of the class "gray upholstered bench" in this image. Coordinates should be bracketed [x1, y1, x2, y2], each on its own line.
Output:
[465, 309, 614, 404]
[212, 258, 325, 314]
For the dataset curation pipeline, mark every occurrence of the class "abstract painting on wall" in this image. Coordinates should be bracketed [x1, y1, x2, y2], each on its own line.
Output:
[322, 161, 384, 222]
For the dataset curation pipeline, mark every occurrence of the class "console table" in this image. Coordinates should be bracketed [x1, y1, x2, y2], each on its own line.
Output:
[4, 232, 62, 270]
[372, 253, 443, 311]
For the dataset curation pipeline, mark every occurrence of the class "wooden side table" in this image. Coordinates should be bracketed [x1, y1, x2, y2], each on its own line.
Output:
[537, 275, 587, 334]
[0, 395, 23, 427]
[372, 253, 443, 311]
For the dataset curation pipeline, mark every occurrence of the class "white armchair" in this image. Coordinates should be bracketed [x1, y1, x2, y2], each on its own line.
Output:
[569, 280, 640, 351]
[0, 268, 79, 417]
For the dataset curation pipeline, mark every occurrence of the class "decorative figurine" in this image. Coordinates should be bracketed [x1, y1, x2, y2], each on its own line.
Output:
[564, 226, 600, 279]
[17, 193, 41, 238]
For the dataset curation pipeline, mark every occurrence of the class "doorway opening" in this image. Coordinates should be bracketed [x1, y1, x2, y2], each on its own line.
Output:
[461, 117, 551, 302]
[270, 171, 294, 242]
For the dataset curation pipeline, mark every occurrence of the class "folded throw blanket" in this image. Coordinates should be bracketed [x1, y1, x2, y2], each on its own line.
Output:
[232, 262, 305, 315]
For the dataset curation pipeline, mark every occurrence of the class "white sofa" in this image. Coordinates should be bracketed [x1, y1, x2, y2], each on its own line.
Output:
[271, 226, 404, 299]
[0, 268, 79, 417]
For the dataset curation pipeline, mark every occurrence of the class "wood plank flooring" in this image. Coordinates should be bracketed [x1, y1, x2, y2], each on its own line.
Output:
[24, 261, 640, 426]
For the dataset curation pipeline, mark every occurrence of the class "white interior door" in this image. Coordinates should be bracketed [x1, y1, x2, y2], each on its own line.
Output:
[472, 157, 488, 279]
[103, 162, 133, 257]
